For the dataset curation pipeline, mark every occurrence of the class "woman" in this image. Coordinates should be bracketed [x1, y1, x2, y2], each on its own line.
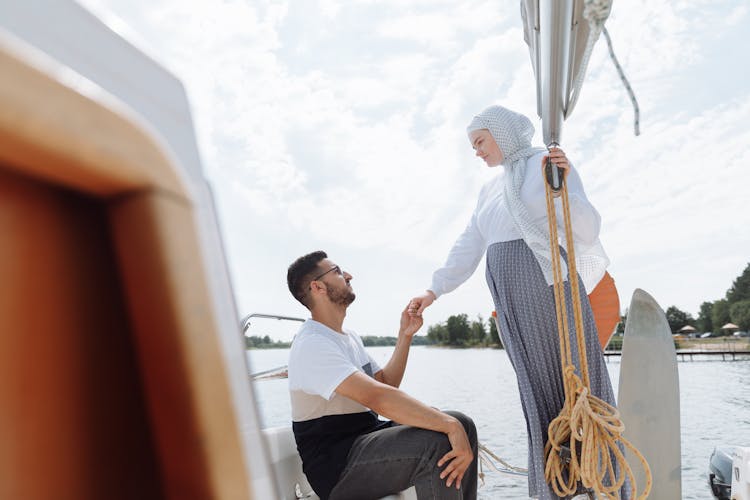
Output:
[408, 105, 624, 499]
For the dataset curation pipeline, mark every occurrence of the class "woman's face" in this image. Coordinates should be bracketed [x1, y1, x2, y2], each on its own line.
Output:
[469, 129, 504, 167]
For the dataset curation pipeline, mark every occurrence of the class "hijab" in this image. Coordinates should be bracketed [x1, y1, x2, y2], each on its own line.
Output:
[467, 105, 609, 292]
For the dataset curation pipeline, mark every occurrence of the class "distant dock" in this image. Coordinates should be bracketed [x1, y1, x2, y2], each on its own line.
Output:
[604, 338, 750, 361]
[604, 350, 750, 361]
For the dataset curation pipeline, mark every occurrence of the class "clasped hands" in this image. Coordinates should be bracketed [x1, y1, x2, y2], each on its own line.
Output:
[407, 290, 436, 319]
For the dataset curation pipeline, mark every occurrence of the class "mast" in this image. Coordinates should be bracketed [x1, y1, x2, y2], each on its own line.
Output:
[521, 0, 612, 146]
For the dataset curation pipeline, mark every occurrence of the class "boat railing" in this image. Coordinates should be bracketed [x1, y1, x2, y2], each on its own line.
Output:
[241, 312, 305, 333]
[243, 313, 303, 380]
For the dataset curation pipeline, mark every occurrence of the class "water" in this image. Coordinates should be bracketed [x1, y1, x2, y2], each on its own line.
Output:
[248, 347, 750, 499]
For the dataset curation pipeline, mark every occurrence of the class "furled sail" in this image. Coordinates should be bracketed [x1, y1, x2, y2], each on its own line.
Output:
[521, 0, 612, 146]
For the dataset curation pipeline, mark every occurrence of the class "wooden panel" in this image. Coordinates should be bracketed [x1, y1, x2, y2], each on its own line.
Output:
[0, 47, 187, 198]
[0, 167, 163, 499]
[109, 192, 251, 500]
[0, 35, 257, 499]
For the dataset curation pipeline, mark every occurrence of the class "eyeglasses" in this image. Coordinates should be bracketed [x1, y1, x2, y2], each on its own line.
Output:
[310, 265, 343, 283]
[302, 265, 343, 299]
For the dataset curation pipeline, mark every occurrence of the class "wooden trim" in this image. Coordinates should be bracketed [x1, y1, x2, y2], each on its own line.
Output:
[0, 41, 187, 199]
[0, 37, 254, 499]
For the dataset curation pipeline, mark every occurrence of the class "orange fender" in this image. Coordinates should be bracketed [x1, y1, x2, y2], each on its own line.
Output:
[588, 271, 620, 350]
[491, 272, 620, 351]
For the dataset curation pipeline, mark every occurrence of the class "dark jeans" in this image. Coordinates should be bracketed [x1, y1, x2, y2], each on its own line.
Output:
[329, 411, 478, 500]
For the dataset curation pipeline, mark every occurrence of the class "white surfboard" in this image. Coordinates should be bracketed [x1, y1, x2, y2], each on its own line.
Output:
[618, 289, 681, 499]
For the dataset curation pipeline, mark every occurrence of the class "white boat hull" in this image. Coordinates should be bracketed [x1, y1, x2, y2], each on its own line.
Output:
[263, 426, 417, 500]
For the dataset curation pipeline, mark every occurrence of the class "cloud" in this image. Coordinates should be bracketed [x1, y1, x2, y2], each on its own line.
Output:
[80, 0, 750, 333]
[375, 1, 505, 52]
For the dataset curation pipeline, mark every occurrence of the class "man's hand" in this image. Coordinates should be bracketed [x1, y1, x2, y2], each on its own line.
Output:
[336, 374, 475, 489]
[408, 290, 436, 317]
[437, 419, 474, 490]
[399, 303, 423, 338]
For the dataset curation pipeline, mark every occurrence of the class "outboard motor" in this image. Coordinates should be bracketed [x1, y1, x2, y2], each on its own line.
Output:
[710, 446, 736, 499]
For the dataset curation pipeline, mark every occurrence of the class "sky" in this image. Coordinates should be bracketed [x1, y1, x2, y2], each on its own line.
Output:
[81, 0, 750, 341]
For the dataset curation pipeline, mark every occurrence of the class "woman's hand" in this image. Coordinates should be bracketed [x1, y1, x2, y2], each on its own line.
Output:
[542, 147, 571, 196]
[408, 290, 436, 317]
[543, 146, 570, 174]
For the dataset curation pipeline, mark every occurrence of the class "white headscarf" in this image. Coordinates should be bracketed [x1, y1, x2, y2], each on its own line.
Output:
[467, 105, 608, 292]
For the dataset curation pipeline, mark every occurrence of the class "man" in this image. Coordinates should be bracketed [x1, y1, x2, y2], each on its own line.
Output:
[286, 250, 478, 500]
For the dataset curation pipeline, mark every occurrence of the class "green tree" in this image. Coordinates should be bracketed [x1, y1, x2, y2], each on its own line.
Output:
[696, 301, 714, 333]
[615, 308, 628, 335]
[446, 314, 470, 346]
[361, 336, 397, 347]
[729, 300, 750, 331]
[469, 315, 487, 344]
[488, 315, 502, 348]
[411, 335, 435, 346]
[726, 263, 750, 304]
[665, 306, 694, 334]
[711, 299, 732, 335]
[427, 323, 448, 343]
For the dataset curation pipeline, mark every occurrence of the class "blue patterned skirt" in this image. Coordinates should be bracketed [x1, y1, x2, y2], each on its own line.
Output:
[485, 239, 628, 499]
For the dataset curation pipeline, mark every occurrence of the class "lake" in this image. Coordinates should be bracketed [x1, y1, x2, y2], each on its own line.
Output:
[248, 346, 750, 499]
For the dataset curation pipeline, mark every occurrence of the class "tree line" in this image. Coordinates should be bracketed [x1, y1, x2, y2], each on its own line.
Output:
[245, 335, 291, 349]
[621, 262, 750, 335]
[426, 313, 503, 348]
[245, 315, 504, 349]
[245, 334, 436, 349]
[359, 335, 435, 347]
[249, 260, 750, 349]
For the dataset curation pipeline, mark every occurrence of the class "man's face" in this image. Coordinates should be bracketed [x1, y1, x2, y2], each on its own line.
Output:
[314, 259, 355, 307]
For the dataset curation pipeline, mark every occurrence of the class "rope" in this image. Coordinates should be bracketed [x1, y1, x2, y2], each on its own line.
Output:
[478, 442, 528, 476]
[541, 172, 652, 499]
[601, 27, 640, 136]
[250, 364, 289, 381]
[583, 0, 611, 28]
[576, 0, 640, 137]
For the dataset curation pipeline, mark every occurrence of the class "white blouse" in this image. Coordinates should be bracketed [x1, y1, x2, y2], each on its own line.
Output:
[429, 151, 602, 298]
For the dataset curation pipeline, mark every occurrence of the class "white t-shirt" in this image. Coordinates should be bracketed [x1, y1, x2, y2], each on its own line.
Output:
[288, 319, 382, 422]
[289, 319, 390, 499]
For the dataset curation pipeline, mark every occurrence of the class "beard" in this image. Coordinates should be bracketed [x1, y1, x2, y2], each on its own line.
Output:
[327, 284, 355, 307]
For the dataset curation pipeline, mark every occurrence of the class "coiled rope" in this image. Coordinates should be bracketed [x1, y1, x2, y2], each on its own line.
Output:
[541, 169, 651, 499]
